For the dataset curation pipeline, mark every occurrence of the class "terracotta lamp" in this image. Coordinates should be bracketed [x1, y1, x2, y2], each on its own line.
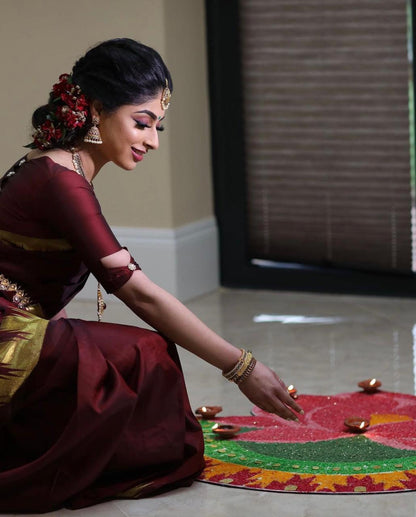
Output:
[358, 378, 382, 393]
[195, 406, 222, 419]
[212, 423, 241, 439]
[344, 417, 370, 433]
[287, 385, 298, 399]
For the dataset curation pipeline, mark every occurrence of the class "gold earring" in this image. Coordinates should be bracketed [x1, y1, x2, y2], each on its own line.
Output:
[84, 116, 103, 144]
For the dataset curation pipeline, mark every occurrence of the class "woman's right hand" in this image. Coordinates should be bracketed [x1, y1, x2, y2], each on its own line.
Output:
[238, 361, 303, 421]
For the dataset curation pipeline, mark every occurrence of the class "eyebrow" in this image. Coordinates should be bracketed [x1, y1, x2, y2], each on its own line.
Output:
[134, 109, 165, 122]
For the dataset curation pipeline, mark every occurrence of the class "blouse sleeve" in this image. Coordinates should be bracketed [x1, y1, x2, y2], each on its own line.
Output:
[38, 164, 141, 293]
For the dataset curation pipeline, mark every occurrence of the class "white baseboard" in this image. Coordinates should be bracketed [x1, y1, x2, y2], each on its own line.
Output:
[76, 217, 219, 302]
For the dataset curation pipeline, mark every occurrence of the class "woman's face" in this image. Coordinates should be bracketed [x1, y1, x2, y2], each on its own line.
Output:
[93, 94, 166, 170]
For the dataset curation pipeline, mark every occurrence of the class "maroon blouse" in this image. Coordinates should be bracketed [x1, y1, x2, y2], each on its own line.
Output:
[0, 156, 139, 317]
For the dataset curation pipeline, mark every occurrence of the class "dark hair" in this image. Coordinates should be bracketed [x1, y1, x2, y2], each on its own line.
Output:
[72, 38, 172, 112]
[30, 38, 172, 149]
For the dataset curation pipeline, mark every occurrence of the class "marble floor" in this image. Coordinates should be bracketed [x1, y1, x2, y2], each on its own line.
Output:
[11, 288, 416, 516]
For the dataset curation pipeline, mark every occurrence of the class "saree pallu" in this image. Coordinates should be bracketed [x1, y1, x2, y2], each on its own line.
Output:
[0, 298, 204, 513]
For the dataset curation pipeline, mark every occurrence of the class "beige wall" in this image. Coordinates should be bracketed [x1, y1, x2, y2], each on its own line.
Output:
[0, 0, 213, 229]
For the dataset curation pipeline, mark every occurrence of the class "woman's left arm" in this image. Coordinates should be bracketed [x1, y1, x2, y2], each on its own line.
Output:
[110, 252, 303, 421]
[42, 175, 302, 420]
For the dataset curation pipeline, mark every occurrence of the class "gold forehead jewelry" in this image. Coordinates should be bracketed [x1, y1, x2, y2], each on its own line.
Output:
[161, 78, 171, 110]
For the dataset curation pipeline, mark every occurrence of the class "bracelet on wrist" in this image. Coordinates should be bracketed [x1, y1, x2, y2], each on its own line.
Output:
[222, 348, 257, 384]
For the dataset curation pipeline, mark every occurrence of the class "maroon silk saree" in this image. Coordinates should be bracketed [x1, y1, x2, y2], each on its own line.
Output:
[0, 157, 204, 512]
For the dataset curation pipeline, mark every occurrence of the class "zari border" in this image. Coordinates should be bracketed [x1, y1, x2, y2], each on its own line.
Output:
[0, 229, 72, 251]
[115, 482, 154, 499]
[0, 307, 48, 405]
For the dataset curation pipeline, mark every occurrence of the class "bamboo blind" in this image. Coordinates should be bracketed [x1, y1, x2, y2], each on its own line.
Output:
[241, 0, 413, 272]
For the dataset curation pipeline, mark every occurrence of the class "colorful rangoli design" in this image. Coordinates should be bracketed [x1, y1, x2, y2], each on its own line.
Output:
[198, 391, 416, 493]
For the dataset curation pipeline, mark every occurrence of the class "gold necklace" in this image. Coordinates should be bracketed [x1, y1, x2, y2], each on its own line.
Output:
[70, 149, 103, 320]
[71, 150, 91, 185]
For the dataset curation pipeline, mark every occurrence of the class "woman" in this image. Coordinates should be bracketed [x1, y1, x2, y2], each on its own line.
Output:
[0, 38, 302, 512]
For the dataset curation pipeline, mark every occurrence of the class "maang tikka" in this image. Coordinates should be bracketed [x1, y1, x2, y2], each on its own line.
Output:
[84, 116, 103, 144]
[161, 79, 171, 110]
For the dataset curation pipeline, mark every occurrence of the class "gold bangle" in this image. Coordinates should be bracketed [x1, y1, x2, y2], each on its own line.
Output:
[234, 351, 253, 378]
[230, 354, 254, 384]
[222, 349, 257, 384]
[235, 357, 257, 385]
[222, 348, 246, 381]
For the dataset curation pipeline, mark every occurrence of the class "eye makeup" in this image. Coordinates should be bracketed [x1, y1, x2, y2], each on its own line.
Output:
[135, 120, 165, 132]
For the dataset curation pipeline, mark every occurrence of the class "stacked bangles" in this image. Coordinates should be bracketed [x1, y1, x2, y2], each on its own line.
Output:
[222, 348, 257, 384]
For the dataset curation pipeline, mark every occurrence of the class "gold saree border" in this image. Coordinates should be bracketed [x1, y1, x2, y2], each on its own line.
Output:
[0, 308, 48, 405]
[115, 482, 154, 499]
[0, 229, 72, 252]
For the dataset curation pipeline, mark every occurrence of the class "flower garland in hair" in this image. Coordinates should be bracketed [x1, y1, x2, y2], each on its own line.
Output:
[27, 74, 89, 150]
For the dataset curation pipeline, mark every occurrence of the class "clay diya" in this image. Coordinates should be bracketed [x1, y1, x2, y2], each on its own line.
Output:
[287, 384, 298, 399]
[212, 423, 241, 439]
[195, 405, 222, 419]
[358, 378, 382, 393]
[344, 417, 370, 433]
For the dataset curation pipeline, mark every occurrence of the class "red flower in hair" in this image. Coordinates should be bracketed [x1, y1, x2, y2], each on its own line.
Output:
[56, 106, 86, 129]
[74, 96, 89, 111]
[51, 74, 72, 97]
[28, 73, 89, 150]
[32, 120, 63, 150]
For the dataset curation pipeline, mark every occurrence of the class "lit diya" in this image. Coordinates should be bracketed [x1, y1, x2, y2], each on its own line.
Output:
[358, 378, 382, 393]
[195, 405, 222, 419]
[287, 385, 298, 399]
[344, 417, 370, 433]
[212, 423, 241, 439]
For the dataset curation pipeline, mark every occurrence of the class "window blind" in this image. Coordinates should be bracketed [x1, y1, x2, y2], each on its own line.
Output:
[240, 0, 413, 273]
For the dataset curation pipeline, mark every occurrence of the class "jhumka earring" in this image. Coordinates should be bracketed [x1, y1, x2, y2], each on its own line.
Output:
[84, 116, 103, 144]
[161, 79, 171, 110]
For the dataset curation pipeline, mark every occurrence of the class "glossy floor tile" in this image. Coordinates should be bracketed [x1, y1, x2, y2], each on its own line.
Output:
[10, 288, 416, 516]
